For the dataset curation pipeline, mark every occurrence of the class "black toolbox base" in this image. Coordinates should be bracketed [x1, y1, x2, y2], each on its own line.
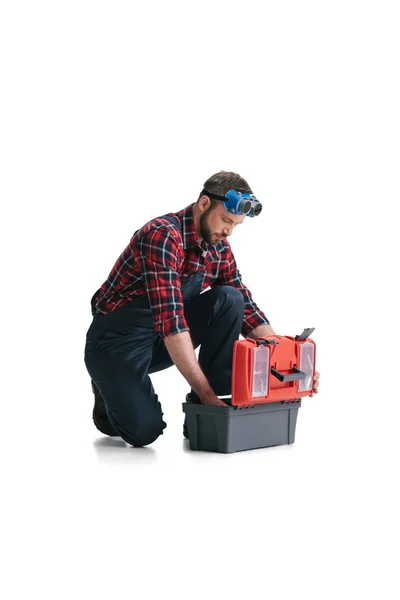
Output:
[182, 400, 301, 453]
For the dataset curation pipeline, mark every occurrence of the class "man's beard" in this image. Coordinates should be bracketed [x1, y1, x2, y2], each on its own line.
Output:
[200, 207, 223, 246]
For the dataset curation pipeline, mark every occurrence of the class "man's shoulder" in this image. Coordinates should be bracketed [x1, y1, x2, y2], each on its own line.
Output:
[133, 211, 184, 245]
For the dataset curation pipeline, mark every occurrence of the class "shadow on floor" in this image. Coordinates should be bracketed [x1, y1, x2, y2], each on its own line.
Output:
[93, 436, 158, 465]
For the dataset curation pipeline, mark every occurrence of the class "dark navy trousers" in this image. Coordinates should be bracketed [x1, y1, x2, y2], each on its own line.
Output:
[84, 272, 245, 447]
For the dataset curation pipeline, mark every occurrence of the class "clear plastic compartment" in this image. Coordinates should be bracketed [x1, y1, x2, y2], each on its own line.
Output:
[252, 345, 270, 397]
[298, 342, 314, 392]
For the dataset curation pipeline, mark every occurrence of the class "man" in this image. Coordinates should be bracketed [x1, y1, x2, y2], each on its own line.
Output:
[84, 171, 319, 447]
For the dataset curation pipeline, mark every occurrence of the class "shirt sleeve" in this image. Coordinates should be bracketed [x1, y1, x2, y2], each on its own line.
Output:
[137, 226, 190, 339]
[210, 246, 270, 337]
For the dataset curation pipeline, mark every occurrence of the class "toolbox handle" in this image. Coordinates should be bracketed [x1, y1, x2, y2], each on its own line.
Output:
[271, 367, 306, 382]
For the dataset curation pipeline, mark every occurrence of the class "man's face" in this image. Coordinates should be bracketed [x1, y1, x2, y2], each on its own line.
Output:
[199, 199, 246, 245]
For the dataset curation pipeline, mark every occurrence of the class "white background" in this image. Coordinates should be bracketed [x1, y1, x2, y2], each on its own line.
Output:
[1, 1, 399, 598]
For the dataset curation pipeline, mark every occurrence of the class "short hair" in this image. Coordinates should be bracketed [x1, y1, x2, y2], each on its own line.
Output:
[197, 171, 253, 208]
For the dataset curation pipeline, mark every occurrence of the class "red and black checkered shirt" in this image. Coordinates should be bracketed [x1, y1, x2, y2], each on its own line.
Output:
[91, 203, 269, 339]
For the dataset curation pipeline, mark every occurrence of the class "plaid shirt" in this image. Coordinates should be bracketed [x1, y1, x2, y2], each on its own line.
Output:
[91, 203, 269, 339]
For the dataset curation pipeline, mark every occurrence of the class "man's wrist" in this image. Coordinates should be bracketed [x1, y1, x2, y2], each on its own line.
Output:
[247, 323, 276, 339]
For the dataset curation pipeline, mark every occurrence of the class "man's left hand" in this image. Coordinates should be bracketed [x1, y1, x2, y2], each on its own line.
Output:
[246, 324, 276, 340]
[309, 371, 320, 397]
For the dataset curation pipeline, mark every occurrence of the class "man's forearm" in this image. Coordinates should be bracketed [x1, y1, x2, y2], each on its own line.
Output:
[246, 323, 276, 340]
[163, 331, 220, 403]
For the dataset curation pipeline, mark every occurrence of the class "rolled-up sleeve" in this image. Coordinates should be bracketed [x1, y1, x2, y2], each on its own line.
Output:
[211, 247, 269, 337]
[137, 227, 189, 338]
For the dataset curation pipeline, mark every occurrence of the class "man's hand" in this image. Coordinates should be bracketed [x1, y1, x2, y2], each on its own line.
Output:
[163, 331, 229, 407]
[199, 392, 228, 407]
[246, 323, 276, 340]
[309, 371, 320, 397]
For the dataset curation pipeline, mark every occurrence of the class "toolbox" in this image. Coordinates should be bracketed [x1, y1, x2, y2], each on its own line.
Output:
[182, 328, 316, 453]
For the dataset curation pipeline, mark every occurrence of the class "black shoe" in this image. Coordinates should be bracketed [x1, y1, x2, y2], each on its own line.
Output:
[91, 380, 119, 437]
[183, 392, 201, 438]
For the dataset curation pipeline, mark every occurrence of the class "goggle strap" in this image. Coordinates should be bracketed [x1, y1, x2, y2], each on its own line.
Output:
[202, 188, 254, 201]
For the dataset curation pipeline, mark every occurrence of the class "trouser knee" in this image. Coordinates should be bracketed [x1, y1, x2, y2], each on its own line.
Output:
[111, 413, 166, 447]
[214, 285, 244, 315]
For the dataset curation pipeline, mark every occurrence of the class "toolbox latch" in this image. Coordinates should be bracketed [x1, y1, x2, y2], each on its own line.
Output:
[295, 328, 315, 341]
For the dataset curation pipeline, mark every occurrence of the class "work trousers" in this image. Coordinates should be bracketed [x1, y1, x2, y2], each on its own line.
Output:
[84, 272, 244, 447]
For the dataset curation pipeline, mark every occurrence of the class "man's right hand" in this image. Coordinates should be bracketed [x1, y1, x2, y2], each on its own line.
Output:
[163, 330, 229, 408]
[199, 393, 228, 407]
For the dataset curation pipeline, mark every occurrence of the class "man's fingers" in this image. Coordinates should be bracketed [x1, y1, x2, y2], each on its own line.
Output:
[204, 398, 228, 407]
[313, 373, 319, 391]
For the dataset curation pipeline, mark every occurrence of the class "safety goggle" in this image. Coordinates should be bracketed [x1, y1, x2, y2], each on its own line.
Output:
[203, 188, 262, 217]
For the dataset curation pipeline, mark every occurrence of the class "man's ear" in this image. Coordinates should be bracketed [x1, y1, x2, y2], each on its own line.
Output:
[198, 195, 211, 213]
